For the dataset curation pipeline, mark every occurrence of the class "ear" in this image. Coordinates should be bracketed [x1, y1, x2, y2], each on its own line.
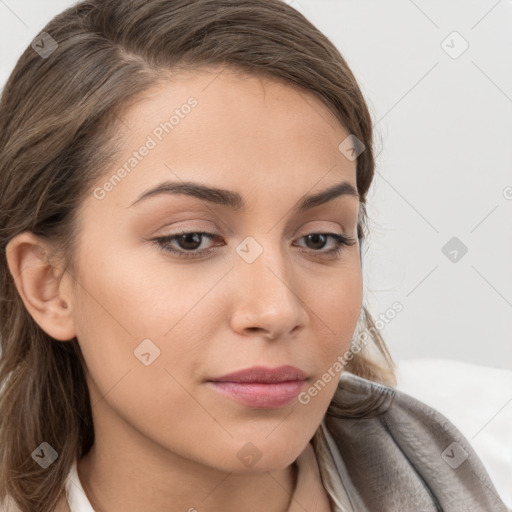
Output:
[5, 231, 76, 341]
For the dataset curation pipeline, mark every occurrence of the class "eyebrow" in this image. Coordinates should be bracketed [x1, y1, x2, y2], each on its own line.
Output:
[129, 179, 359, 212]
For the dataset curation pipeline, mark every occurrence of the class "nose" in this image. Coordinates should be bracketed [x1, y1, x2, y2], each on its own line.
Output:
[229, 242, 308, 341]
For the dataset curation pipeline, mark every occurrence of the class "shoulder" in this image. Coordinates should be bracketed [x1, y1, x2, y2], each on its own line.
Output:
[320, 371, 509, 511]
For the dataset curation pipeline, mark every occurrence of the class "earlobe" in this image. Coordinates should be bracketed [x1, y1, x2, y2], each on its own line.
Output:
[5, 231, 76, 341]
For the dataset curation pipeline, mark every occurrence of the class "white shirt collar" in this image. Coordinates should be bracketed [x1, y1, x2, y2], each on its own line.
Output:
[65, 458, 96, 512]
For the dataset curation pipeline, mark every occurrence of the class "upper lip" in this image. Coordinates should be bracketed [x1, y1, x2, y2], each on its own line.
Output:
[208, 365, 308, 383]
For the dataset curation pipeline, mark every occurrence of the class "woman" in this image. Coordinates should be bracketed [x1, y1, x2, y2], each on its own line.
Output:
[0, 0, 507, 511]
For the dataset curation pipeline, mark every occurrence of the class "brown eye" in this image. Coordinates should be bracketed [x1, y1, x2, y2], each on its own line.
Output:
[154, 231, 221, 258]
[153, 231, 356, 260]
[295, 232, 357, 259]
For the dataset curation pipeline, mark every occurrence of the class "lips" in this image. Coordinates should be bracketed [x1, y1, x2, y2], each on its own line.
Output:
[206, 365, 308, 408]
[208, 365, 308, 383]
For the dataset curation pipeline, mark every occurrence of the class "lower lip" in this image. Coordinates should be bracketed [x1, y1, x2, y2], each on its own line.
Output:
[207, 380, 307, 409]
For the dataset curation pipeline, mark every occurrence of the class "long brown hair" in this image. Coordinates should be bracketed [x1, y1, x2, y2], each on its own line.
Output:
[0, 0, 395, 510]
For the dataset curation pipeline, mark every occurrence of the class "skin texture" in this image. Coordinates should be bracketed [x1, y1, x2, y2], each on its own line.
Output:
[6, 67, 363, 512]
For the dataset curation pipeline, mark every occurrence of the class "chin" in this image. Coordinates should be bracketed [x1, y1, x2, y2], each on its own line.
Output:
[222, 436, 309, 474]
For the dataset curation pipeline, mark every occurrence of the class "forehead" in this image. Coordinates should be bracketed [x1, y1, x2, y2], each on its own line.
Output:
[85, 66, 357, 215]
[118, 65, 350, 156]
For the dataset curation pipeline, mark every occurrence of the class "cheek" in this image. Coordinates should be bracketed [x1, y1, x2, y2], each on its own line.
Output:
[70, 245, 216, 415]
[297, 280, 363, 417]
[72, 269, 215, 457]
[71, 278, 206, 409]
[311, 261, 363, 357]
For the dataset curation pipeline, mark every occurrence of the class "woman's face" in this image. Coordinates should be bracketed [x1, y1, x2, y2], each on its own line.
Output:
[66, 67, 363, 473]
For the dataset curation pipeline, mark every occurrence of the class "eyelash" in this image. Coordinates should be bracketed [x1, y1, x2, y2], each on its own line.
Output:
[152, 229, 357, 260]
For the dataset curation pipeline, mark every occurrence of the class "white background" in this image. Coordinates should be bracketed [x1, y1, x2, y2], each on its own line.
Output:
[1, 0, 511, 370]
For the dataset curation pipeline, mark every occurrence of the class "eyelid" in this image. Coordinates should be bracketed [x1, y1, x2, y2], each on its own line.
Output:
[152, 228, 357, 261]
[155, 221, 350, 241]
